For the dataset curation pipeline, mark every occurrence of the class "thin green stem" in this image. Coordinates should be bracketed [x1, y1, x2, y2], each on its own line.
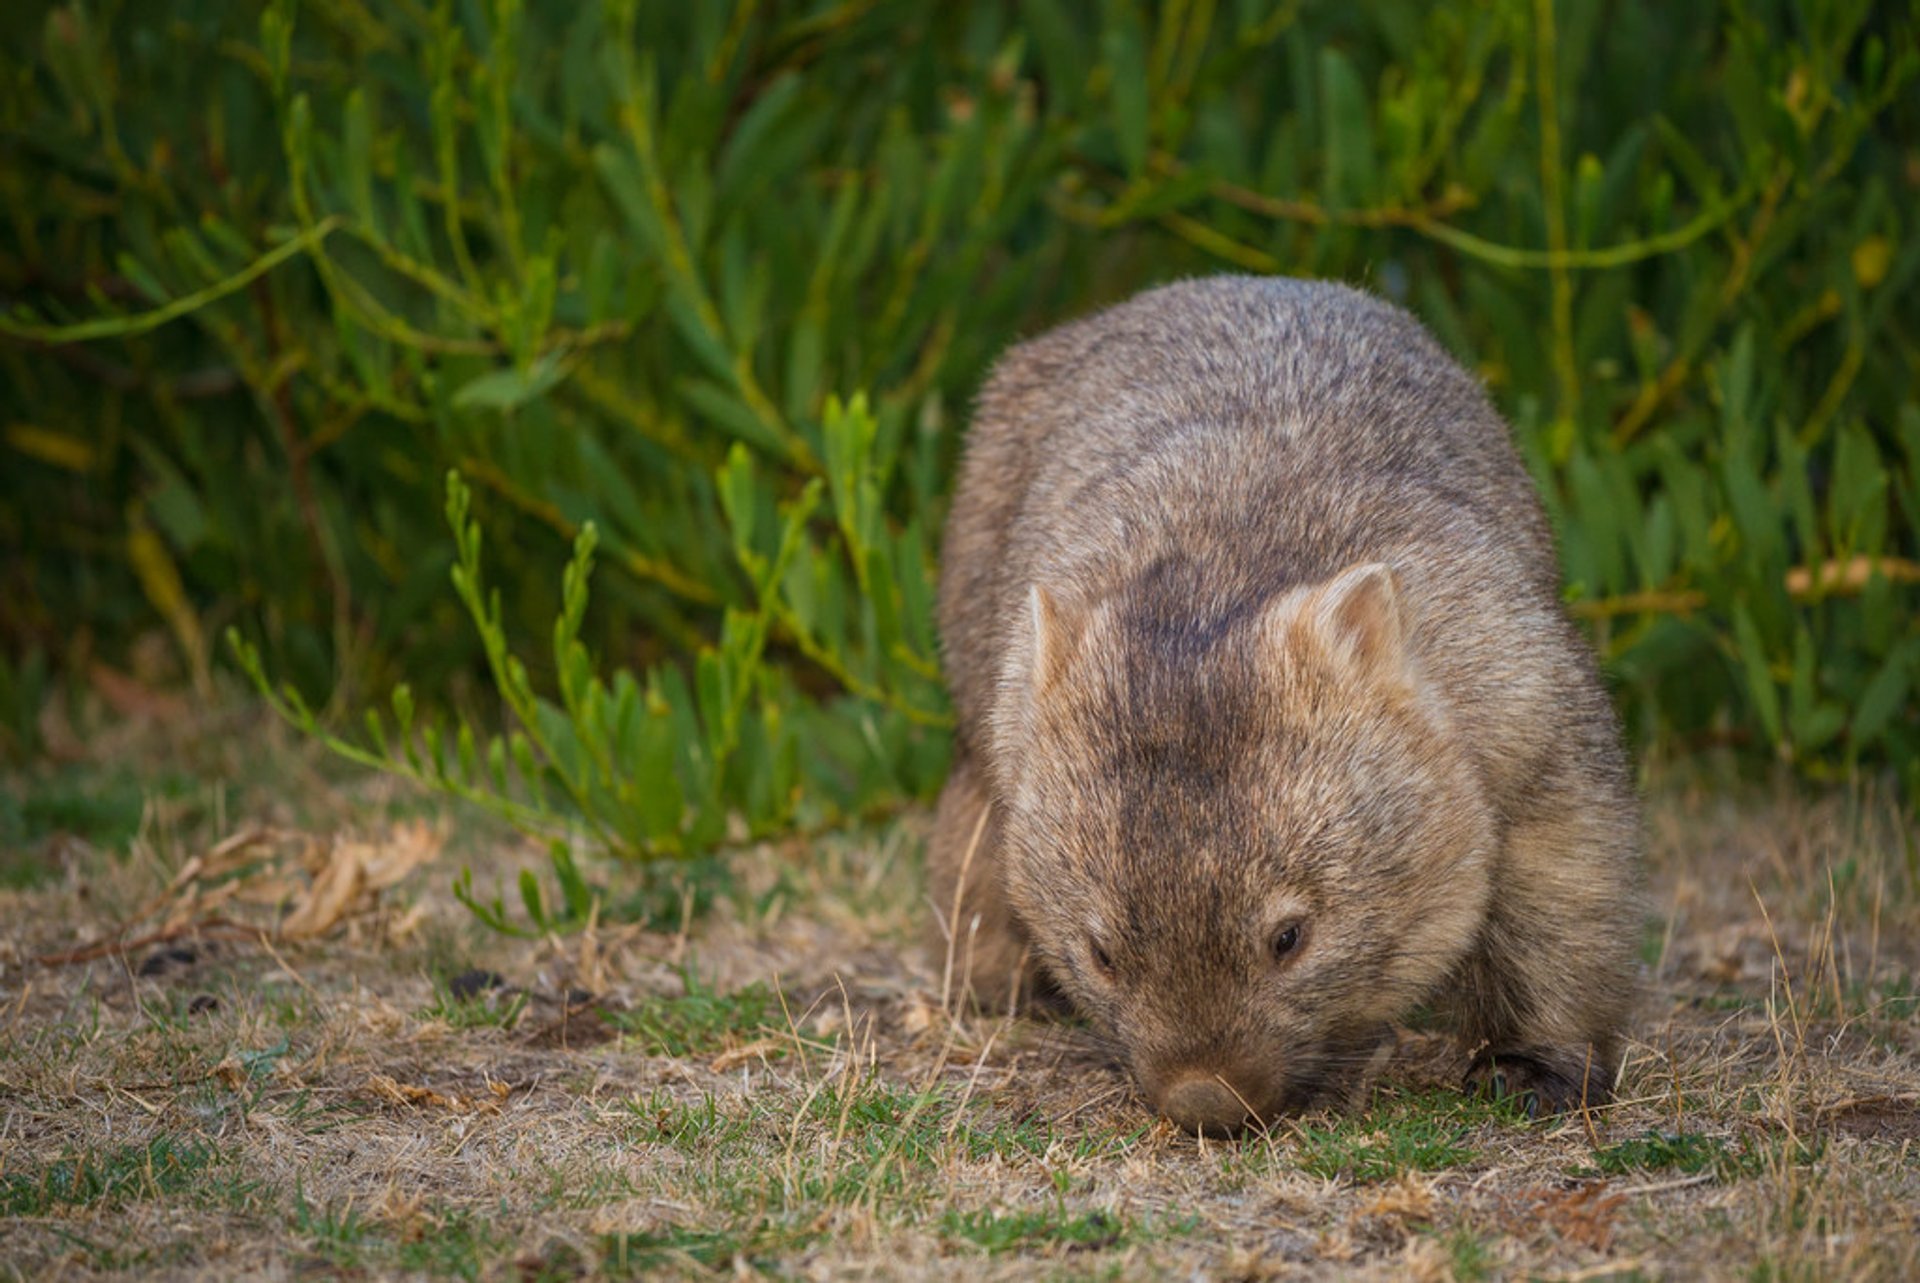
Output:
[0, 218, 343, 344]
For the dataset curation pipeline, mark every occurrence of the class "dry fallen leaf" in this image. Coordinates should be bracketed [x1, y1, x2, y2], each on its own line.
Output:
[1534, 1181, 1625, 1253]
[356, 820, 444, 892]
[386, 902, 430, 943]
[366, 1071, 502, 1115]
[280, 842, 365, 939]
[281, 822, 443, 939]
[201, 825, 284, 878]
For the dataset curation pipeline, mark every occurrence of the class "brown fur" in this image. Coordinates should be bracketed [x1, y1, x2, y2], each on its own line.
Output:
[927, 276, 1641, 1131]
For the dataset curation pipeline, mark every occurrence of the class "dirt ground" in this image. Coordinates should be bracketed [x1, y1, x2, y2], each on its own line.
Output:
[2, 707, 1917, 1280]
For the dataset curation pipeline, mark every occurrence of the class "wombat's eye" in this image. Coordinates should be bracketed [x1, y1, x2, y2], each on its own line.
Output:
[1089, 940, 1116, 977]
[1270, 922, 1304, 962]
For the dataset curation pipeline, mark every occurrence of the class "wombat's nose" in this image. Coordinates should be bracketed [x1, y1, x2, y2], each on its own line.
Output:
[1160, 1074, 1252, 1135]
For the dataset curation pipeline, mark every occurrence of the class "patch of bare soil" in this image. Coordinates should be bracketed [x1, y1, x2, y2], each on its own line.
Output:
[2, 718, 1917, 1280]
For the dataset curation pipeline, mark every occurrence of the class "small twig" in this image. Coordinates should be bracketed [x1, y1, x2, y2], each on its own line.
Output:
[35, 917, 272, 968]
[1612, 1170, 1716, 1197]
[254, 931, 320, 999]
[1576, 1042, 1603, 1149]
[1815, 1092, 1920, 1117]
[1547, 1257, 1657, 1281]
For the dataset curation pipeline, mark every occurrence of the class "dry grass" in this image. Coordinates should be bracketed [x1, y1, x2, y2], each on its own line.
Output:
[2, 706, 1917, 1280]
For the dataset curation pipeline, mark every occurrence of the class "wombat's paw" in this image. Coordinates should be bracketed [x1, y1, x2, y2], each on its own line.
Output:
[1466, 1046, 1612, 1118]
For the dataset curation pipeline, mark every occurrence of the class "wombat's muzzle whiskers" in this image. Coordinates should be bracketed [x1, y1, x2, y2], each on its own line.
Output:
[1213, 1071, 1265, 1130]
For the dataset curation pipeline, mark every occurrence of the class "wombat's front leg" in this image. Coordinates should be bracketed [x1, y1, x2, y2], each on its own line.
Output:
[925, 751, 1053, 1012]
[1451, 810, 1638, 1116]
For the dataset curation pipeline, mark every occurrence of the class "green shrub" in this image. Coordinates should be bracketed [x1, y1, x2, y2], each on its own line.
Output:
[3, 2, 1917, 904]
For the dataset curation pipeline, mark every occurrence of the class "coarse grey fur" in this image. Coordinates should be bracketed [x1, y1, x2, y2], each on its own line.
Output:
[928, 275, 1641, 1132]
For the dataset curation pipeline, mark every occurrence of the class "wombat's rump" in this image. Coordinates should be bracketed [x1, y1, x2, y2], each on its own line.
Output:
[929, 276, 1640, 1133]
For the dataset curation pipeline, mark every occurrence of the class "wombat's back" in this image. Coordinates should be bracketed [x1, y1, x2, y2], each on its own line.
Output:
[939, 275, 1623, 822]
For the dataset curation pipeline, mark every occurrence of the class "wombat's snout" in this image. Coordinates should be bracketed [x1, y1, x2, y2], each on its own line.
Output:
[1159, 1073, 1258, 1136]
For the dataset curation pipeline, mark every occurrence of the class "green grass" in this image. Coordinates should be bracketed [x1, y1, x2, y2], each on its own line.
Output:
[0, 1136, 221, 1215]
[805, 1079, 943, 1133]
[1584, 1131, 1731, 1176]
[605, 857, 731, 931]
[609, 966, 778, 1057]
[940, 1206, 1135, 1253]
[601, 1221, 823, 1276]
[391, 1206, 514, 1280]
[952, 1111, 1056, 1161]
[1289, 1090, 1527, 1184]
[1844, 972, 1920, 1024]
[630, 1087, 756, 1149]
[603, 1091, 1188, 1267]
[1577, 1131, 1825, 1182]
[1445, 1227, 1496, 1281]
[290, 1189, 514, 1279]
[0, 766, 203, 859]
[0, 765, 212, 889]
[290, 1188, 375, 1270]
[1692, 989, 1767, 1012]
[637, 1075, 1152, 1223]
[418, 977, 529, 1030]
[623, 1077, 953, 1218]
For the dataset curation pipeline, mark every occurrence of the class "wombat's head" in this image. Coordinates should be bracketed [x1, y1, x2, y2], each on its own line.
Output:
[988, 562, 1495, 1134]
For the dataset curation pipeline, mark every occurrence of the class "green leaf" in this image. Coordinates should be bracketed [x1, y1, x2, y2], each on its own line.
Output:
[1852, 641, 1919, 752]
[550, 840, 593, 922]
[1318, 48, 1378, 206]
[452, 353, 567, 411]
[519, 869, 548, 929]
[1104, 11, 1150, 178]
[342, 88, 377, 231]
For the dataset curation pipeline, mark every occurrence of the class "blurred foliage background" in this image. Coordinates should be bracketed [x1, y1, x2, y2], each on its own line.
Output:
[3, 1, 1917, 896]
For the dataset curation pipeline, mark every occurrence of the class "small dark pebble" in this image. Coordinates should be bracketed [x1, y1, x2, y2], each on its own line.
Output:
[448, 968, 505, 1000]
[188, 994, 221, 1015]
[1065, 1211, 1122, 1252]
[138, 945, 199, 976]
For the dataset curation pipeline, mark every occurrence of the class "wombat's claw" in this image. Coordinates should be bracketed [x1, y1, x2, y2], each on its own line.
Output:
[1468, 1064, 1538, 1117]
[1466, 1049, 1602, 1118]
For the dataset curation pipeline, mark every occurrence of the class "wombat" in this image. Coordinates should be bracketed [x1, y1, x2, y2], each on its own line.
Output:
[928, 276, 1640, 1133]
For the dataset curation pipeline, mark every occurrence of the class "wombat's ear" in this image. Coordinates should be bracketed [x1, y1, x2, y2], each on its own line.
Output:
[1288, 562, 1409, 682]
